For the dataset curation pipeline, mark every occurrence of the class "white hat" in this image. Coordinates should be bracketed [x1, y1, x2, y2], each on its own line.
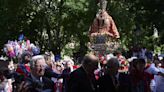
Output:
[127, 57, 137, 62]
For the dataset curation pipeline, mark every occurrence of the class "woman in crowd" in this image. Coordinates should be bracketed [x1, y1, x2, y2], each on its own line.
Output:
[44, 53, 64, 92]
[0, 69, 12, 92]
[62, 59, 74, 92]
[154, 58, 164, 92]
[130, 59, 151, 92]
[145, 57, 161, 92]
[16, 51, 32, 78]
[51, 62, 64, 92]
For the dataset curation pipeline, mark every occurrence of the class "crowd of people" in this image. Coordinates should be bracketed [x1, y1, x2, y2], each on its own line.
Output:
[0, 47, 164, 92]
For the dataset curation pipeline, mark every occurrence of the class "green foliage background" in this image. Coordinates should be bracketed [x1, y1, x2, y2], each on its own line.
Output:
[0, 0, 164, 56]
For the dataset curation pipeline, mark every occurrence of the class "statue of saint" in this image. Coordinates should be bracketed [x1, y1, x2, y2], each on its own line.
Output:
[89, 0, 120, 39]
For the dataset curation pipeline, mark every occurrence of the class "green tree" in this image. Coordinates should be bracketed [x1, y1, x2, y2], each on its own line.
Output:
[1, 0, 164, 55]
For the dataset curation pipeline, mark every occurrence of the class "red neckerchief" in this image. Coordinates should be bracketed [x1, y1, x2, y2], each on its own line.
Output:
[145, 64, 151, 69]
[161, 66, 164, 68]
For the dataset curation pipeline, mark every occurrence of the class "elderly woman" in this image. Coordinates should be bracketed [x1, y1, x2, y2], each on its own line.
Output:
[62, 58, 74, 92]
[43, 53, 64, 79]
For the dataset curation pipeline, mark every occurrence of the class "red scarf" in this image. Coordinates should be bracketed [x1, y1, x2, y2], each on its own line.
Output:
[161, 66, 164, 68]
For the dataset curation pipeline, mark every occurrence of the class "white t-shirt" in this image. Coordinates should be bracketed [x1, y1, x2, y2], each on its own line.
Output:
[0, 79, 12, 92]
[154, 67, 164, 92]
[145, 63, 160, 75]
[145, 63, 160, 92]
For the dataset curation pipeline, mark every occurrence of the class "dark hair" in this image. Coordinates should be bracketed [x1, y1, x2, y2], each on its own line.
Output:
[21, 51, 32, 63]
[132, 58, 146, 68]
[137, 59, 146, 64]
[106, 58, 119, 68]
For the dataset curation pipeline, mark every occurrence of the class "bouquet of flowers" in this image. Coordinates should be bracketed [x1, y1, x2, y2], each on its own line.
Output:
[3, 35, 40, 58]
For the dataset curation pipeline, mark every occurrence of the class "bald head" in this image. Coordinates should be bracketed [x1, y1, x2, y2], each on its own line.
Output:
[82, 54, 98, 65]
[82, 54, 99, 73]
